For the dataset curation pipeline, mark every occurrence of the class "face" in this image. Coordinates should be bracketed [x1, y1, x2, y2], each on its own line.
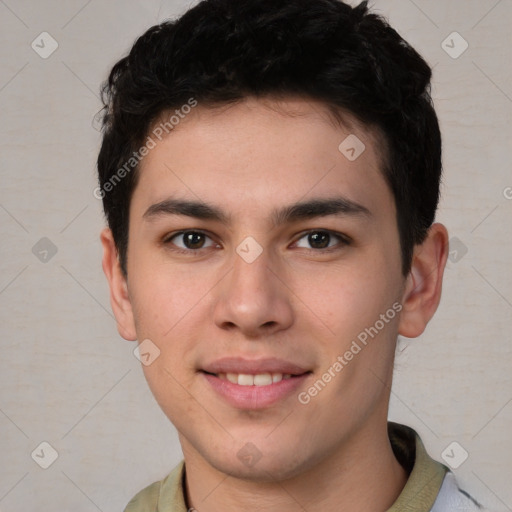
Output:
[111, 97, 410, 480]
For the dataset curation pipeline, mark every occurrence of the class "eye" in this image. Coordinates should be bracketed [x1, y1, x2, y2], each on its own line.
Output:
[163, 229, 349, 255]
[294, 230, 350, 251]
[164, 230, 217, 253]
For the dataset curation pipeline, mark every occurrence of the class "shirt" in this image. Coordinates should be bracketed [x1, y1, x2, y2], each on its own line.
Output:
[124, 421, 483, 511]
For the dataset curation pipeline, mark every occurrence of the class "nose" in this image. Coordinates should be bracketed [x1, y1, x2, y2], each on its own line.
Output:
[212, 246, 294, 338]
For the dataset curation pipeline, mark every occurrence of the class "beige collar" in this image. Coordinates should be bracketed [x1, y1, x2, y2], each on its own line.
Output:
[124, 422, 448, 512]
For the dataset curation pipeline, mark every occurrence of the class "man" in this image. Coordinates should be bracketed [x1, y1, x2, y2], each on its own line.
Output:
[97, 0, 485, 510]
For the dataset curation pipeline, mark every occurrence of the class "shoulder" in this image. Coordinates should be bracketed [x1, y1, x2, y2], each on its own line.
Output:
[124, 479, 162, 512]
[123, 461, 186, 512]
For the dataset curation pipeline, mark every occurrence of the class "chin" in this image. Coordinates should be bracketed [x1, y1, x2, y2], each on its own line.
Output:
[203, 442, 315, 483]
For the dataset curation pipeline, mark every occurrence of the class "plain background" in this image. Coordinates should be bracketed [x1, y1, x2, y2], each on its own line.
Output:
[0, 0, 510, 510]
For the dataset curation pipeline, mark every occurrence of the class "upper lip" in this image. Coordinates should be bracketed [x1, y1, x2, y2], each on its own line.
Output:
[201, 357, 310, 375]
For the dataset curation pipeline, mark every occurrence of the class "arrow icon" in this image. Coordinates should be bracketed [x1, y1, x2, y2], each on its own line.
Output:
[237, 442, 262, 467]
[31, 32, 59, 59]
[31, 441, 59, 468]
[32, 237, 58, 262]
[441, 441, 468, 469]
[236, 237, 263, 263]
[448, 237, 468, 263]
[134, 339, 161, 366]
[441, 32, 468, 59]
[339, 134, 365, 161]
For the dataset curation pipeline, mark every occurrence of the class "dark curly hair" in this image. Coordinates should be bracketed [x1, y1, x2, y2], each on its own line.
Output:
[97, 0, 441, 277]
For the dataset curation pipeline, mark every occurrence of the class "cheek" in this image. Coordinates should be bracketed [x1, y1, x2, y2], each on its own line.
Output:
[312, 260, 398, 340]
[128, 255, 202, 338]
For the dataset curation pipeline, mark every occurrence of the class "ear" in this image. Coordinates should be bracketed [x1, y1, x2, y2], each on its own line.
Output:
[398, 223, 449, 338]
[100, 227, 137, 341]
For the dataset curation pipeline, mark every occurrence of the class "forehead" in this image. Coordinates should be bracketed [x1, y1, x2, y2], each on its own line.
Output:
[132, 97, 393, 223]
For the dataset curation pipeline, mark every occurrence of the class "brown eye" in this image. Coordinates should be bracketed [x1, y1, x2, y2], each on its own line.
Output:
[294, 230, 350, 250]
[308, 231, 330, 249]
[182, 231, 206, 249]
[165, 231, 217, 252]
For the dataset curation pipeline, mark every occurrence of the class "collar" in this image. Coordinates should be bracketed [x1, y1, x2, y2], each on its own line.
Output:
[386, 422, 449, 511]
[124, 422, 449, 512]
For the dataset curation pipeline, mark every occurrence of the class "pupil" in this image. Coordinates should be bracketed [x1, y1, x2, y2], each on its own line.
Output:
[185, 232, 204, 249]
[309, 231, 329, 249]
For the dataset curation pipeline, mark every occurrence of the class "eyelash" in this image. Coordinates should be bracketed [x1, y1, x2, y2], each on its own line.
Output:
[162, 229, 351, 255]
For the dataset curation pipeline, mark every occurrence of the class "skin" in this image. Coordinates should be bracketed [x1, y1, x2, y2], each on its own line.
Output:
[101, 97, 448, 512]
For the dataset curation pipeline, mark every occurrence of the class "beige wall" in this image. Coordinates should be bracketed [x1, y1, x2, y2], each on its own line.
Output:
[0, 0, 510, 510]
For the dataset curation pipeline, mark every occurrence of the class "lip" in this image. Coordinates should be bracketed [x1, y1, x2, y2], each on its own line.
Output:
[200, 357, 312, 410]
[202, 372, 311, 409]
[201, 356, 310, 375]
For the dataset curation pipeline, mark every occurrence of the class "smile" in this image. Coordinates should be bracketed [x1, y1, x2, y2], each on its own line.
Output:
[201, 370, 311, 409]
[215, 372, 293, 385]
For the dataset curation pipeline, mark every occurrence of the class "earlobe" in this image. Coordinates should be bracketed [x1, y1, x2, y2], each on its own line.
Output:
[100, 228, 137, 341]
[398, 223, 449, 338]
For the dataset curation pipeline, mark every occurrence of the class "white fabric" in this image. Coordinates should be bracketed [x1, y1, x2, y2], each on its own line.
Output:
[431, 472, 483, 511]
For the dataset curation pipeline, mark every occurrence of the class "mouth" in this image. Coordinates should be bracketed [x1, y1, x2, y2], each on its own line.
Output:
[199, 359, 312, 409]
[201, 371, 308, 386]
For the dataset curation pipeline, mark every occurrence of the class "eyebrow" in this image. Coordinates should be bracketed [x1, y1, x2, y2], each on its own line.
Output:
[143, 196, 371, 226]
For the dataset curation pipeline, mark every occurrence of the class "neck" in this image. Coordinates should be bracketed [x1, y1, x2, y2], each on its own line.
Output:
[182, 420, 408, 512]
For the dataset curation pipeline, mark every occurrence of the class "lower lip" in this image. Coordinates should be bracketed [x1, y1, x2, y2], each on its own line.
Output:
[202, 372, 310, 409]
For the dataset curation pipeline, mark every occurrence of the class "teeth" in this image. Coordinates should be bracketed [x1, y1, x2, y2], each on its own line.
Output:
[226, 373, 238, 384]
[253, 373, 272, 386]
[238, 374, 255, 386]
[217, 372, 293, 385]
